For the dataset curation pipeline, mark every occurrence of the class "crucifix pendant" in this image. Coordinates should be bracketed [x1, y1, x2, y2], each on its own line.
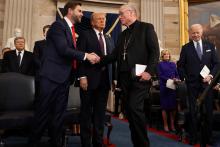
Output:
[122, 52, 127, 60]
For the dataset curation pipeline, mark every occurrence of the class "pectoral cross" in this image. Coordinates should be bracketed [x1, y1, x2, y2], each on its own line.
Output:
[122, 52, 127, 60]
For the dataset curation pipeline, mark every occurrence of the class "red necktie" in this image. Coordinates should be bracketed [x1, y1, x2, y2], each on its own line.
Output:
[71, 25, 77, 69]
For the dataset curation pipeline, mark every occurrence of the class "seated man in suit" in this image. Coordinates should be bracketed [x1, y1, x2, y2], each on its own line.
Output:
[2, 37, 35, 76]
[77, 12, 115, 147]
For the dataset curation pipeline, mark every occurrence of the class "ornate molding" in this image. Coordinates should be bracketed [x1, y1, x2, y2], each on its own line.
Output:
[56, 0, 128, 5]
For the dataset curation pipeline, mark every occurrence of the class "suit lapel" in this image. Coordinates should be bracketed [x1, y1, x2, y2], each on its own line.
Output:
[91, 29, 102, 55]
[11, 50, 20, 68]
[62, 19, 75, 49]
[202, 41, 209, 60]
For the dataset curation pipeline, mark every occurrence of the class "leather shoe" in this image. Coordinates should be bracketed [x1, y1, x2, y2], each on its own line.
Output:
[189, 139, 197, 145]
[207, 138, 214, 146]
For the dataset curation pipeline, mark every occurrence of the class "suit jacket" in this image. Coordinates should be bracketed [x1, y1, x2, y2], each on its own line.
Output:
[101, 20, 159, 76]
[40, 19, 85, 83]
[77, 29, 115, 89]
[33, 39, 46, 75]
[178, 40, 219, 85]
[2, 50, 35, 75]
[33, 39, 46, 62]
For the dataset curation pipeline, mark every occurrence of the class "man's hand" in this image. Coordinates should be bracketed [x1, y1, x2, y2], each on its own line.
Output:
[139, 72, 151, 81]
[173, 78, 181, 84]
[203, 75, 212, 83]
[86, 52, 100, 64]
[214, 83, 220, 91]
[80, 78, 88, 91]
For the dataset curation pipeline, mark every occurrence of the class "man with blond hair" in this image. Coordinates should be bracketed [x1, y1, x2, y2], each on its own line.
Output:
[178, 24, 219, 145]
[77, 12, 114, 147]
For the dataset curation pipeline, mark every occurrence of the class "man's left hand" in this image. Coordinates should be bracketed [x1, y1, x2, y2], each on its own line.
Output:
[139, 72, 151, 81]
[203, 75, 212, 83]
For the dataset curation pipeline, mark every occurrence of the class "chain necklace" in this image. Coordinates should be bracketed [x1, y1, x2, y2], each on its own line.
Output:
[122, 34, 132, 60]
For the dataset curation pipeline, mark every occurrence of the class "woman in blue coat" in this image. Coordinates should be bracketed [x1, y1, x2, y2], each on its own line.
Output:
[157, 49, 180, 132]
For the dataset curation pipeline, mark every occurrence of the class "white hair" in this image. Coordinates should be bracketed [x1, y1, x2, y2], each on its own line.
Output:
[120, 4, 137, 16]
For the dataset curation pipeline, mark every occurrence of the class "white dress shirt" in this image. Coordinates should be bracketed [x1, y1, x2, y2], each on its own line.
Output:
[193, 39, 203, 54]
[93, 28, 107, 55]
[64, 16, 86, 60]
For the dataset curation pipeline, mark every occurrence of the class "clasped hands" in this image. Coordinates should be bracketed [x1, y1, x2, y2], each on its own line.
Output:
[85, 52, 100, 64]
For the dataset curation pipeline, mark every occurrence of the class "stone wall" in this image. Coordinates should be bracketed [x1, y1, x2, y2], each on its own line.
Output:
[0, 0, 5, 50]
[163, 0, 180, 59]
[0, 0, 181, 57]
[31, 0, 56, 50]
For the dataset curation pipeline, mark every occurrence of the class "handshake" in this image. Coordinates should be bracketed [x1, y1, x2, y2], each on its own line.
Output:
[85, 52, 101, 64]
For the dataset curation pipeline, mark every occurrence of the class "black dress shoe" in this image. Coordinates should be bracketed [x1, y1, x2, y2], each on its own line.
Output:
[207, 138, 214, 146]
[189, 139, 197, 145]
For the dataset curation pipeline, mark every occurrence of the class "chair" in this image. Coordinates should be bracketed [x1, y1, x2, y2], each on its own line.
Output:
[213, 90, 220, 131]
[175, 81, 189, 142]
[63, 85, 113, 147]
[0, 72, 35, 146]
[148, 86, 161, 129]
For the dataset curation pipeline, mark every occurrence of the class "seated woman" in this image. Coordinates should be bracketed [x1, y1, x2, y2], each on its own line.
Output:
[157, 49, 180, 132]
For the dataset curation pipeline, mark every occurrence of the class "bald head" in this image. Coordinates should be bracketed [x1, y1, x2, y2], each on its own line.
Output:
[189, 24, 203, 42]
[119, 4, 137, 27]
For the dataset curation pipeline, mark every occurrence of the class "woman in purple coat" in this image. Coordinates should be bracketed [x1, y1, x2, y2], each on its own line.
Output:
[157, 49, 180, 132]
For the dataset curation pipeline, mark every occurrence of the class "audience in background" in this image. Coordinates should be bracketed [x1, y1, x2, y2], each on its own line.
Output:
[0, 48, 11, 72]
[157, 49, 180, 132]
[2, 37, 35, 76]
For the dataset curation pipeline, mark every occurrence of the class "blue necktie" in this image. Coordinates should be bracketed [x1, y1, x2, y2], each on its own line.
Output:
[196, 42, 202, 59]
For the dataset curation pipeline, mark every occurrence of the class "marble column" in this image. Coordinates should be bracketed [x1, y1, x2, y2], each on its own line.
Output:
[2, 0, 33, 51]
[140, 0, 164, 47]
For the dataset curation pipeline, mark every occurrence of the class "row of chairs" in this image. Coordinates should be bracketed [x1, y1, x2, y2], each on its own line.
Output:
[0, 72, 113, 147]
[148, 80, 220, 142]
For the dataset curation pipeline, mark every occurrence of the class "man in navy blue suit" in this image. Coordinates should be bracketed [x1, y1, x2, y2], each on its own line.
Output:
[77, 12, 115, 147]
[29, 2, 100, 147]
[178, 24, 219, 145]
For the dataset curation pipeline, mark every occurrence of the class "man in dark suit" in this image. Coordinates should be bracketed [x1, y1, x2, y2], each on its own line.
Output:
[178, 24, 219, 145]
[77, 12, 114, 147]
[33, 25, 50, 65]
[101, 5, 159, 147]
[29, 2, 100, 147]
[33, 25, 50, 98]
[2, 37, 34, 75]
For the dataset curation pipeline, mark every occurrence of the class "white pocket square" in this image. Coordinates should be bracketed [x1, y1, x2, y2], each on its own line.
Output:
[206, 49, 211, 52]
